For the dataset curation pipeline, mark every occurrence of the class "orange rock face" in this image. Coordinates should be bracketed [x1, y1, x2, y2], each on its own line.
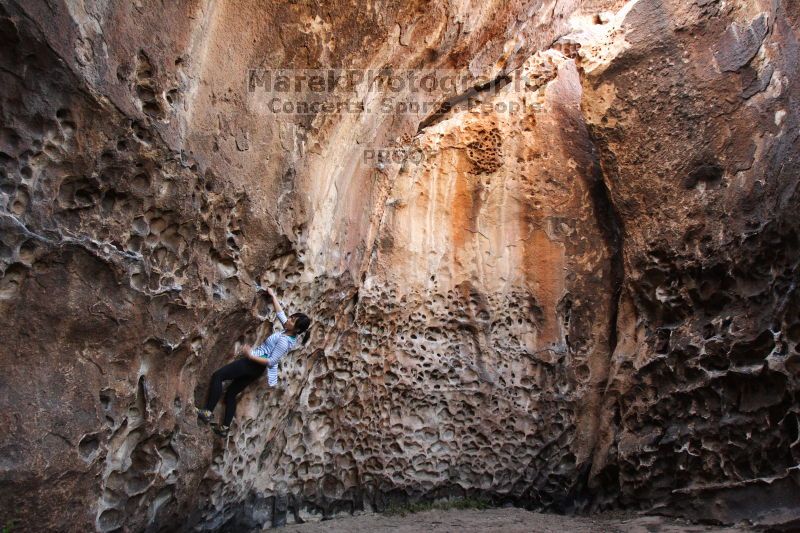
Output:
[0, 0, 798, 531]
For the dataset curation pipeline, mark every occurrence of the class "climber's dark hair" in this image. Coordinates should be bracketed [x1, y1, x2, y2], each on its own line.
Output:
[291, 312, 312, 346]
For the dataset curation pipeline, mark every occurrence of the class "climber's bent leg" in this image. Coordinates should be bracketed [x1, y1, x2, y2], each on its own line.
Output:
[222, 362, 264, 427]
[204, 358, 260, 412]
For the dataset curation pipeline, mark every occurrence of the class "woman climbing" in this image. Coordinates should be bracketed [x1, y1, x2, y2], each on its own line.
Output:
[197, 286, 312, 436]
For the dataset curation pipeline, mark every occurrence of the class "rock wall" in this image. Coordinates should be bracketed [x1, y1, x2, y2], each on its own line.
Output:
[0, 0, 797, 531]
[579, 0, 800, 526]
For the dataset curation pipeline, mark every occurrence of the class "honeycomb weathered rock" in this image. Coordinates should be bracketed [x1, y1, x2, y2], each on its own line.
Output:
[0, 0, 798, 531]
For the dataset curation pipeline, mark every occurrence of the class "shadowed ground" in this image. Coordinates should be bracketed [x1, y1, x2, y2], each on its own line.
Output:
[278, 508, 751, 532]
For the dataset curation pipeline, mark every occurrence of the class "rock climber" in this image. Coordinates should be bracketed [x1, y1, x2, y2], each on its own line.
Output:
[196, 286, 312, 436]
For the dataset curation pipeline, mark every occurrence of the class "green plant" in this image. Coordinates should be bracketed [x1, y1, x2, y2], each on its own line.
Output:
[3, 519, 19, 533]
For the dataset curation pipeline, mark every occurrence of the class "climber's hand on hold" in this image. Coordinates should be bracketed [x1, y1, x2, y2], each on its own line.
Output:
[241, 344, 253, 357]
[265, 287, 284, 315]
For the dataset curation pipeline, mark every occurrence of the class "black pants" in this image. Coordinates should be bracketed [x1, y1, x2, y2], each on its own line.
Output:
[204, 358, 265, 426]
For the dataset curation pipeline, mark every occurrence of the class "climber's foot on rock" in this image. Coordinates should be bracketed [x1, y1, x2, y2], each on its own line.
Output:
[213, 424, 229, 437]
[197, 408, 213, 425]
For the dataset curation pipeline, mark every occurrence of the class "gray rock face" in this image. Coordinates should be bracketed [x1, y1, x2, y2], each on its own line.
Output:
[0, 0, 798, 531]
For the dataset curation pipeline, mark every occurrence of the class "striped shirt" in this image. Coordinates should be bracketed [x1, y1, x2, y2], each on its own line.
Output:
[251, 310, 297, 387]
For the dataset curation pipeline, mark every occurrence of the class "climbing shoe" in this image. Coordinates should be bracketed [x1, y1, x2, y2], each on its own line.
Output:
[213, 424, 230, 437]
[197, 408, 213, 425]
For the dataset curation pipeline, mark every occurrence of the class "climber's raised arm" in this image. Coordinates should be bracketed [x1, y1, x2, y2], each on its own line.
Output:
[264, 286, 285, 317]
[267, 287, 286, 324]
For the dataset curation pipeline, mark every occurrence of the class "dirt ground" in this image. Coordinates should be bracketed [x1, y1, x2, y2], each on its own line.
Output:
[277, 508, 751, 532]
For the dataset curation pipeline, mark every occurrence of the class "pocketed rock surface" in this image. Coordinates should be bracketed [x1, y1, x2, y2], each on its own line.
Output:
[0, 0, 798, 532]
